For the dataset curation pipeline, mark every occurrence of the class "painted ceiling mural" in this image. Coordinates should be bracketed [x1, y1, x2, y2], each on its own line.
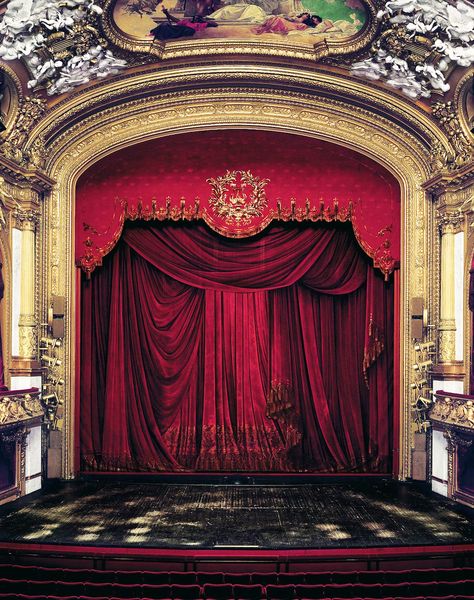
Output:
[0, 1, 472, 99]
[113, 0, 368, 44]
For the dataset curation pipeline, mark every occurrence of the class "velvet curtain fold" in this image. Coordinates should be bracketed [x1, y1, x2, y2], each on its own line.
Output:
[81, 222, 392, 473]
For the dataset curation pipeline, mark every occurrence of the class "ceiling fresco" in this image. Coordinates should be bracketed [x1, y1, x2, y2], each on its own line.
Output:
[112, 0, 367, 44]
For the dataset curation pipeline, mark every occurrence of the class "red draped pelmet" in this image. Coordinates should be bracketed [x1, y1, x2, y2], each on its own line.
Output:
[80, 222, 393, 473]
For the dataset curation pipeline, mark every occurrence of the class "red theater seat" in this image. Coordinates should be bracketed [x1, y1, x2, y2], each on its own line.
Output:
[266, 584, 295, 599]
[356, 572, 384, 585]
[169, 571, 197, 585]
[171, 583, 202, 598]
[251, 573, 279, 586]
[278, 573, 305, 585]
[321, 584, 357, 598]
[294, 584, 325, 599]
[141, 584, 172, 598]
[0, 578, 33, 594]
[225, 573, 252, 585]
[203, 583, 234, 599]
[198, 572, 226, 585]
[303, 573, 332, 585]
[327, 572, 358, 585]
[233, 583, 263, 599]
[143, 572, 170, 585]
[114, 570, 145, 585]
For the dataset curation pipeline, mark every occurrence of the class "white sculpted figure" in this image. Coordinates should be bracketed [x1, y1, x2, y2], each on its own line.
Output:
[353, 0, 474, 98]
[0, 0, 125, 95]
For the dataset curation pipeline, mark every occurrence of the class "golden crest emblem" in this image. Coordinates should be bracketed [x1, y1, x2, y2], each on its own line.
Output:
[207, 170, 269, 225]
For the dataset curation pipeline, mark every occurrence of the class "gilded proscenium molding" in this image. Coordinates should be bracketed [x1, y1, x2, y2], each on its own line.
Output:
[101, 0, 379, 63]
[0, 390, 43, 428]
[411, 341, 435, 432]
[424, 175, 473, 389]
[34, 79, 435, 482]
[36, 67, 450, 158]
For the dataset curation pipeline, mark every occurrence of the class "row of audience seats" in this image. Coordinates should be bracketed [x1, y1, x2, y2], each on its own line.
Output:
[1, 565, 474, 586]
[0, 581, 474, 599]
[0, 564, 473, 599]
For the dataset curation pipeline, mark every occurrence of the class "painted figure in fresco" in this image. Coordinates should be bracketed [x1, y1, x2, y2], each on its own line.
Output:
[207, 3, 269, 22]
[149, 5, 218, 40]
[254, 12, 321, 34]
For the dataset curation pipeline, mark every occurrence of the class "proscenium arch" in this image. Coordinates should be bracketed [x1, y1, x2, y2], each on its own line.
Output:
[37, 79, 437, 481]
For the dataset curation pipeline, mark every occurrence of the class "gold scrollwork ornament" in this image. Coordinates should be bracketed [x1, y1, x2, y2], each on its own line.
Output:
[207, 170, 269, 226]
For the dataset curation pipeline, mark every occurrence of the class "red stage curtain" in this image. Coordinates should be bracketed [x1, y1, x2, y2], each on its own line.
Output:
[80, 222, 393, 472]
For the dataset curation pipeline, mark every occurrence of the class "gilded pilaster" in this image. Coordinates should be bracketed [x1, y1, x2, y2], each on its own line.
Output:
[13, 209, 39, 359]
[438, 213, 463, 363]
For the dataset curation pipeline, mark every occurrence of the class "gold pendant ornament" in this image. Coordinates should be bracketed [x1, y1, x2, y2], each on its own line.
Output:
[207, 170, 269, 226]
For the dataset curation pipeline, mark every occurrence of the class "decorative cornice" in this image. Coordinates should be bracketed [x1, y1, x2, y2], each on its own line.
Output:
[423, 161, 474, 194]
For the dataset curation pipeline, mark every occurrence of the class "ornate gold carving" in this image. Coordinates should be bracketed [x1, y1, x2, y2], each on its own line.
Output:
[0, 392, 43, 428]
[437, 209, 464, 234]
[431, 101, 473, 170]
[438, 327, 456, 363]
[0, 97, 47, 167]
[12, 208, 40, 232]
[18, 323, 38, 360]
[431, 395, 474, 430]
[207, 170, 269, 226]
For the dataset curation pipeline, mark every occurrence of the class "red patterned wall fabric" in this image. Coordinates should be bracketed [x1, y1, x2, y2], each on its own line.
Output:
[76, 130, 401, 277]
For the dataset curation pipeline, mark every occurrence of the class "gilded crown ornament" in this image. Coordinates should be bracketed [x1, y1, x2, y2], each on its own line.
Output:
[207, 170, 269, 226]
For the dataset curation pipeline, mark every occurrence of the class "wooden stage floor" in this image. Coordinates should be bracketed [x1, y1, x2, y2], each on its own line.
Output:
[0, 478, 473, 551]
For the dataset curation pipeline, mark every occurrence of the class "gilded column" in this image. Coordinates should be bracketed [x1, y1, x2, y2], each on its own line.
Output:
[438, 212, 463, 363]
[14, 209, 39, 359]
